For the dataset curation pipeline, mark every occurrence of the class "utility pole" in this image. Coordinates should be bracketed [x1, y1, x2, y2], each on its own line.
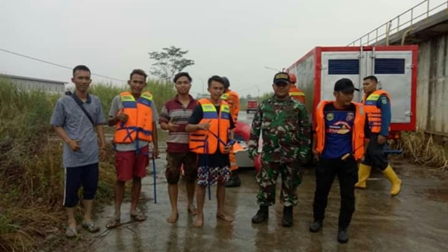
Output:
[264, 66, 281, 72]
[253, 85, 260, 100]
[199, 77, 205, 94]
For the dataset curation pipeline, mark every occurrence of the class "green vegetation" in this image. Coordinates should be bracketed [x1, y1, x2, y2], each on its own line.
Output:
[239, 92, 273, 111]
[149, 46, 195, 82]
[0, 78, 175, 251]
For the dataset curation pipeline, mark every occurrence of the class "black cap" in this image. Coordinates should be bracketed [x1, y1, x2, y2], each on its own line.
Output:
[222, 77, 230, 88]
[273, 72, 290, 84]
[334, 78, 359, 92]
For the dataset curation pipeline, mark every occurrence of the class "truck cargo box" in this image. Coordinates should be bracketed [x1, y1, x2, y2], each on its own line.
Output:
[286, 46, 418, 133]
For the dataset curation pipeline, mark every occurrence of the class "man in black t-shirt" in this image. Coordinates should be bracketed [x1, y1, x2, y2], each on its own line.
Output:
[186, 75, 235, 227]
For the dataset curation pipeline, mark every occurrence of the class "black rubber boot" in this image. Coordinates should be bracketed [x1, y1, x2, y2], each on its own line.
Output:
[309, 220, 323, 233]
[251, 206, 269, 224]
[225, 171, 241, 187]
[282, 206, 293, 227]
[337, 228, 349, 244]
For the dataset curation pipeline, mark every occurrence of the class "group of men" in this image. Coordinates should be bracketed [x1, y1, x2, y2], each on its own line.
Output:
[51, 65, 244, 236]
[248, 72, 402, 243]
[51, 65, 402, 244]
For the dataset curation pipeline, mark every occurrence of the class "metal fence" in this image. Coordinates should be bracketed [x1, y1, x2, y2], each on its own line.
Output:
[348, 0, 448, 46]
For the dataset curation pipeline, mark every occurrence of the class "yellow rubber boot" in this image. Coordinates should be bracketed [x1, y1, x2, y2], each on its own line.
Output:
[355, 164, 372, 189]
[382, 165, 402, 196]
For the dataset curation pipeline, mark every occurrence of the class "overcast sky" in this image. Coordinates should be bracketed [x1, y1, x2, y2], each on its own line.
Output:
[0, 0, 441, 97]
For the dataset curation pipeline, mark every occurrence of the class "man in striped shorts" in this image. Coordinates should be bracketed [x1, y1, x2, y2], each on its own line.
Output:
[159, 72, 198, 223]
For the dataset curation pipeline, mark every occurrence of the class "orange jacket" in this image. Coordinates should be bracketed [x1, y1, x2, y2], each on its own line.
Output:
[363, 90, 390, 134]
[289, 84, 306, 104]
[189, 99, 231, 154]
[114, 91, 153, 143]
[221, 89, 240, 123]
[315, 101, 366, 160]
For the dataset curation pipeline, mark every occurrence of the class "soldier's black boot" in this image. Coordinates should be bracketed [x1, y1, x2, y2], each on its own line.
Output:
[282, 206, 293, 227]
[225, 171, 241, 187]
[251, 206, 269, 224]
[309, 220, 323, 232]
[337, 228, 349, 244]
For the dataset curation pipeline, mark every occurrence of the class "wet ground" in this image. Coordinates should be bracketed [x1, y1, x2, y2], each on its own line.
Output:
[68, 112, 448, 252]
[67, 156, 448, 252]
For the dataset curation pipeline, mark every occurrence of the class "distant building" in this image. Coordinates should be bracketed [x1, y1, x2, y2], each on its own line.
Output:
[196, 93, 209, 99]
[0, 74, 66, 94]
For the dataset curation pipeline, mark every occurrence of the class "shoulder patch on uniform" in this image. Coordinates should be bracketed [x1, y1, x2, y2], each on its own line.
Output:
[381, 96, 388, 104]
[326, 112, 334, 121]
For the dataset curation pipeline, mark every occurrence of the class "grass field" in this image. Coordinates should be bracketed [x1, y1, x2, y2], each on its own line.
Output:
[0, 78, 175, 251]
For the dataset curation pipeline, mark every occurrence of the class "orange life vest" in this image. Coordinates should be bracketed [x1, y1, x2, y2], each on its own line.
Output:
[363, 90, 391, 134]
[289, 84, 306, 104]
[114, 91, 153, 144]
[189, 99, 231, 154]
[315, 101, 366, 160]
[221, 89, 240, 123]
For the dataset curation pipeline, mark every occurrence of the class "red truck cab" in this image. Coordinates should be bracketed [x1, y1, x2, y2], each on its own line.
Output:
[246, 100, 258, 113]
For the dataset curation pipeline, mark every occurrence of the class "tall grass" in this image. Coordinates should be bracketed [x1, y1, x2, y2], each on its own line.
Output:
[88, 80, 176, 114]
[0, 77, 175, 251]
[396, 132, 448, 169]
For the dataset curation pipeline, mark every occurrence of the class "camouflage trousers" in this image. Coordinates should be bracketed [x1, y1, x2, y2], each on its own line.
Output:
[256, 160, 302, 207]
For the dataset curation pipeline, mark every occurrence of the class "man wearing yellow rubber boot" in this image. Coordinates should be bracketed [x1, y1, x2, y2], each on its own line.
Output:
[221, 77, 241, 187]
[355, 76, 402, 196]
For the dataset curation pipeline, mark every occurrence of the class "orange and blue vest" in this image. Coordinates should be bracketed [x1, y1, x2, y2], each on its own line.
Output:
[315, 101, 366, 160]
[363, 90, 391, 134]
[189, 99, 231, 154]
[114, 91, 153, 144]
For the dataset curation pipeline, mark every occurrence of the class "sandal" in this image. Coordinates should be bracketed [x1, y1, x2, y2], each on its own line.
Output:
[82, 222, 100, 233]
[130, 213, 147, 222]
[66, 226, 78, 238]
[106, 218, 121, 229]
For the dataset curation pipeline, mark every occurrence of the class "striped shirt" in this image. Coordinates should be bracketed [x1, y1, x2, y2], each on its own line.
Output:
[159, 95, 197, 153]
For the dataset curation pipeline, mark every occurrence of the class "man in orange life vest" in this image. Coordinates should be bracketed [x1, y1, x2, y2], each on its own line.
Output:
[106, 69, 159, 228]
[355, 75, 402, 196]
[221, 77, 242, 187]
[288, 73, 306, 104]
[186, 75, 235, 227]
[310, 78, 369, 243]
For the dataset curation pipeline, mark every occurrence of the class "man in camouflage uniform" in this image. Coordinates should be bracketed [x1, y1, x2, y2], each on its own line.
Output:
[249, 72, 311, 227]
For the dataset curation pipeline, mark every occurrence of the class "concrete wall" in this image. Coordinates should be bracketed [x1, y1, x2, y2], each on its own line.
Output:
[417, 35, 448, 136]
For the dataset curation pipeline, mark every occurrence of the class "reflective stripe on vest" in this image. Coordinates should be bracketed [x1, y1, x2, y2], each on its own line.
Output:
[289, 85, 306, 104]
[189, 99, 231, 154]
[363, 90, 390, 133]
[114, 91, 153, 143]
[221, 90, 239, 123]
[290, 91, 305, 96]
[315, 101, 366, 160]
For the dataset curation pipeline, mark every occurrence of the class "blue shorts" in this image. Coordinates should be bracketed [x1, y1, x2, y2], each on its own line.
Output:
[63, 163, 99, 208]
